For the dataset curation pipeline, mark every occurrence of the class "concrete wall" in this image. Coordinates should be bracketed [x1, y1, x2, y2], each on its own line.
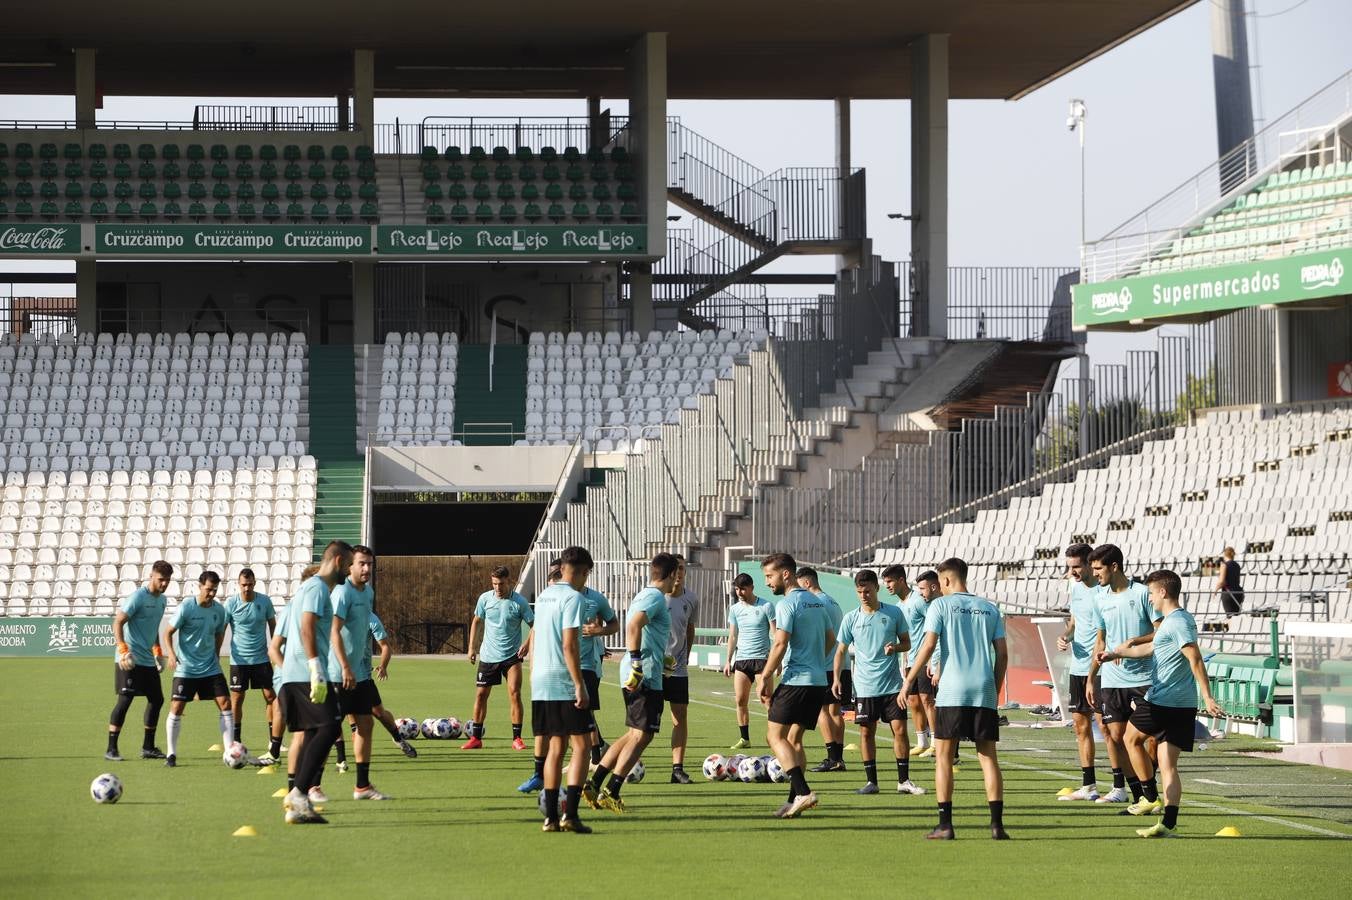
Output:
[369, 443, 574, 492]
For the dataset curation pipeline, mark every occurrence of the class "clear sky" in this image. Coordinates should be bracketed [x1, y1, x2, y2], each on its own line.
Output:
[2, 0, 1349, 368]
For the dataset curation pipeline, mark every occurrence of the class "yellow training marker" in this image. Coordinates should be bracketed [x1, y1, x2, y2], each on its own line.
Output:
[1215, 825, 1243, 837]
[256, 765, 277, 775]
[844, 743, 858, 752]
[232, 826, 258, 837]
[1056, 787, 1075, 797]
[208, 744, 223, 752]
[271, 788, 288, 798]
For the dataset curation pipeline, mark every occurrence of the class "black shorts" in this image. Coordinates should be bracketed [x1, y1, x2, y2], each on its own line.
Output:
[1101, 686, 1148, 724]
[115, 664, 164, 701]
[622, 686, 664, 733]
[582, 670, 602, 712]
[171, 673, 230, 702]
[933, 705, 1000, 742]
[665, 675, 690, 706]
[1130, 700, 1198, 752]
[531, 700, 592, 737]
[338, 679, 382, 716]
[854, 694, 906, 726]
[732, 658, 767, 678]
[905, 666, 936, 697]
[768, 684, 828, 728]
[1068, 673, 1103, 716]
[825, 669, 853, 706]
[229, 663, 274, 693]
[281, 682, 341, 732]
[476, 657, 521, 687]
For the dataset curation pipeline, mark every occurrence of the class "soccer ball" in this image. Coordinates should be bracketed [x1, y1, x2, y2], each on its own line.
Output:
[725, 754, 746, 780]
[537, 790, 549, 817]
[433, 718, 454, 740]
[702, 753, 728, 781]
[420, 719, 438, 739]
[223, 742, 248, 769]
[625, 759, 646, 783]
[767, 757, 787, 783]
[757, 756, 775, 782]
[395, 717, 419, 740]
[445, 717, 464, 739]
[90, 773, 122, 804]
[737, 755, 765, 783]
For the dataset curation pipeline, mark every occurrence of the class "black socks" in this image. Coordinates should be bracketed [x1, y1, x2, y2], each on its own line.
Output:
[1082, 766, 1096, 787]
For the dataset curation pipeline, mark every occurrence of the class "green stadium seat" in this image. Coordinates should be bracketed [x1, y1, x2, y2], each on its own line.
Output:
[358, 182, 378, 201]
[620, 202, 639, 220]
[446, 164, 464, 181]
[421, 146, 439, 163]
[259, 144, 277, 161]
[212, 183, 231, 201]
[14, 200, 33, 218]
[237, 183, 255, 201]
[445, 146, 463, 163]
[422, 163, 441, 182]
[186, 161, 205, 180]
[334, 183, 352, 201]
[518, 164, 536, 182]
[138, 183, 156, 200]
[470, 164, 489, 182]
[113, 182, 132, 200]
[115, 201, 134, 219]
[592, 184, 611, 201]
[210, 162, 228, 180]
[547, 202, 566, 222]
[335, 202, 353, 221]
[474, 202, 494, 221]
[212, 202, 231, 220]
[285, 201, 304, 219]
[14, 181, 33, 199]
[615, 163, 635, 182]
[64, 162, 83, 179]
[285, 183, 303, 201]
[210, 144, 228, 161]
[308, 162, 326, 180]
[515, 147, 533, 162]
[39, 182, 57, 200]
[472, 182, 491, 201]
[545, 183, 563, 201]
[260, 161, 278, 181]
[235, 144, 253, 161]
[307, 145, 325, 162]
[612, 145, 629, 162]
[162, 144, 180, 160]
[162, 162, 181, 180]
[355, 145, 373, 162]
[562, 147, 581, 163]
[35, 143, 53, 161]
[542, 163, 561, 182]
[450, 203, 469, 222]
[15, 160, 32, 179]
[236, 162, 254, 180]
[63, 143, 81, 160]
[138, 201, 156, 218]
[357, 160, 376, 180]
[262, 202, 281, 221]
[448, 183, 467, 201]
[492, 146, 510, 163]
[163, 201, 182, 219]
[0, 182, 7, 198]
[310, 202, 330, 221]
[138, 162, 155, 180]
[39, 159, 57, 179]
[468, 146, 487, 162]
[284, 162, 303, 181]
[427, 203, 446, 222]
[524, 203, 542, 221]
[163, 183, 182, 201]
[494, 164, 513, 182]
[64, 201, 83, 218]
[590, 164, 610, 182]
[137, 143, 155, 160]
[360, 201, 378, 221]
[496, 183, 515, 201]
[187, 182, 206, 200]
[539, 146, 558, 163]
[498, 203, 517, 221]
[521, 184, 539, 202]
[586, 146, 605, 164]
[188, 201, 206, 219]
[64, 182, 82, 199]
[284, 145, 301, 162]
[425, 183, 444, 202]
[89, 182, 108, 200]
[331, 145, 349, 162]
[15, 142, 33, 159]
[90, 200, 109, 218]
[310, 183, 328, 201]
[237, 202, 257, 220]
[568, 183, 587, 201]
[617, 183, 637, 202]
[113, 161, 132, 180]
[332, 162, 350, 180]
[40, 200, 58, 218]
[260, 182, 279, 201]
[566, 164, 585, 182]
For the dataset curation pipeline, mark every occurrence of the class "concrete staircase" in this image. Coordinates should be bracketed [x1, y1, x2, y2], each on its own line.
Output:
[307, 344, 366, 557]
[353, 344, 384, 452]
[374, 156, 411, 223]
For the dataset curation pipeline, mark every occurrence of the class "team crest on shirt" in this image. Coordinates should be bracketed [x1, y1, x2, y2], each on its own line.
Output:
[47, 619, 79, 653]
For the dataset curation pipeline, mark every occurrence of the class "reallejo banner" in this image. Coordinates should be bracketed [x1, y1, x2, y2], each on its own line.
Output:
[376, 224, 646, 256]
[0, 223, 80, 254]
[1072, 247, 1350, 327]
[95, 224, 371, 255]
[0, 616, 118, 657]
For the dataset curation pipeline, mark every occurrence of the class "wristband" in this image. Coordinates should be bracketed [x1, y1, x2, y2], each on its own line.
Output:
[152, 644, 162, 657]
[116, 642, 130, 655]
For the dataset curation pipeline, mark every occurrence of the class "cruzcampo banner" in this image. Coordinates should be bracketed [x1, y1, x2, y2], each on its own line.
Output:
[0, 616, 117, 657]
[376, 224, 646, 256]
[1073, 246, 1350, 327]
[0, 223, 80, 254]
[95, 223, 371, 255]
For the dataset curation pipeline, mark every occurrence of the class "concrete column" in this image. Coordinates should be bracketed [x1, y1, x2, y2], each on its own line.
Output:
[835, 97, 852, 270]
[337, 92, 350, 131]
[353, 50, 375, 138]
[352, 261, 375, 344]
[76, 260, 97, 333]
[628, 33, 667, 262]
[74, 49, 97, 129]
[629, 263, 654, 335]
[1211, 0, 1256, 189]
[910, 34, 949, 339]
[587, 95, 606, 148]
[1272, 308, 1290, 403]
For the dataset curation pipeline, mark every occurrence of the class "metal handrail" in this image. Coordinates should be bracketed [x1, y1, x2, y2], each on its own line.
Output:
[394, 118, 407, 224]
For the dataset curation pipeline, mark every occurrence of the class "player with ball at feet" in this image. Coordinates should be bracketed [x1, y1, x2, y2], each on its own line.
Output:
[162, 571, 235, 769]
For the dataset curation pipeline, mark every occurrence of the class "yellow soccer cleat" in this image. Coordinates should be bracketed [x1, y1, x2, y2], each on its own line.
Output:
[1137, 821, 1177, 838]
[1127, 798, 1164, 817]
[598, 790, 627, 815]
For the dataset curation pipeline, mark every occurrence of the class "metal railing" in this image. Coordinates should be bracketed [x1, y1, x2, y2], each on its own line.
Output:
[902, 266, 1080, 343]
[0, 296, 76, 338]
[667, 119, 765, 197]
[192, 105, 348, 131]
[370, 116, 631, 158]
[1083, 67, 1352, 282]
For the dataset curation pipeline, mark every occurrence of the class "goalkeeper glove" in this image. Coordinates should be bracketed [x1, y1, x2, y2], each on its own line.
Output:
[623, 653, 644, 691]
[307, 657, 328, 704]
[152, 644, 163, 672]
[115, 642, 134, 671]
[663, 654, 677, 677]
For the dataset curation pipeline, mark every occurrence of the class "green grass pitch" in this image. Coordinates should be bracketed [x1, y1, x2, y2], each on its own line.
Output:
[2, 659, 1350, 897]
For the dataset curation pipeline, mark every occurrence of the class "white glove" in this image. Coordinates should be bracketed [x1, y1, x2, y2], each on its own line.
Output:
[308, 658, 328, 704]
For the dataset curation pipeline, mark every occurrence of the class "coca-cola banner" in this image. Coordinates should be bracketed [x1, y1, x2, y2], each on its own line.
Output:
[0, 224, 80, 254]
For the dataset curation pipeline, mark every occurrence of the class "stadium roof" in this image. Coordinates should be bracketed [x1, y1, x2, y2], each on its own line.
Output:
[2, 1, 1197, 102]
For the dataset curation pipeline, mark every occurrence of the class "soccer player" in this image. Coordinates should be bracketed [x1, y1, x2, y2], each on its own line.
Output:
[278, 540, 354, 825]
[797, 566, 848, 773]
[585, 552, 678, 814]
[665, 553, 699, 784]
[329, 544, 391, 800]
[900, 557, 1009, 840]
[761, 553, 835, 819]
[1085, 543, 1163, 807]
[367, 610, 418, 759]
[889, 567, 940, 758]
[1096, 569, 1225, 836]
[1054, 543, 1118, 801]
[106, 560, 172, 761]
[837, 569, 924, 796]
[465, 566, 534, 750]
[723, 572, 775, 749]
[519, 559, 563, 794]
[531, 545, 596, 833]
[162, 571, 233, 768]
[224, 568, 276, 751]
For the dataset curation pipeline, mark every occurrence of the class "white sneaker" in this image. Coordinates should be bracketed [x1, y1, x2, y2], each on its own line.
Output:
[784, 792, 819, 818]
[1095, 787, 1130, 804]
[897, 780, 927, 795]
[335, 760, 349, 774]
[1060, 785, 1100, 801]
[282, 787, 305, 812]
[308, 786, 329, 805]
[353, 785, 391, 800]
[255, 752, 278, 766]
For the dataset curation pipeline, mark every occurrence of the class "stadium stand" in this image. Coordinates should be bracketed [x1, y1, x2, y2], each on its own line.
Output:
[520, 328, 763, 448]
[374, 331, 460, 445]
[0, 139, 377, 222]
[0, 331, 316, 615]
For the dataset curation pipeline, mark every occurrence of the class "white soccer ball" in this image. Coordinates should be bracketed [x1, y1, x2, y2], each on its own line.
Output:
[90, 772, 123, 804]
[725, 754, 747, 780]
[766, 757, 787, 783]
[702, 753, 728, 781]
[395, 717, 419, 740]
[757, 756, 775, 782]
[626, 759, 646, 783]
[420, 718, 439, 739]
[445, 717, 464, 739]
[537, 789, 550, 817]
[223, 742, 249, 769]
[737, 755, 765, 783]
[433, 718, 454, 740]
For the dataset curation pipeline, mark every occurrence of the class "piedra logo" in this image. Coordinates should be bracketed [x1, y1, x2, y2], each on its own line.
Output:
[1300, 256, 1343, 291]
[1090, 285, 1133, 316]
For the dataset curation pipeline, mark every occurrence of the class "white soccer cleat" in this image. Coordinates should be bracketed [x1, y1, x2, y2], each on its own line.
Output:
[784, 792, 819, 818]
[353, 786, 391, 801]
[335, 760, 349, 774]
[1095, 787, 1130, 804]
[282, 787, 305, 812]
[1059, 785, 1100, 801]
[255, 752, 278, 766]
[308, 786, 329, 805]
[897, 780, 927, 795]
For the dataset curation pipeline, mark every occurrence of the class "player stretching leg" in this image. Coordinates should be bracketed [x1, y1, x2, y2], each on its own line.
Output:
[723, 573, 775, 749]
[532, 545, 597, 833]
[106, 560, 171, 761]
[837, 569, 923, 796]
[901, 558, 1009, 840]
[465, 566, 534, 750]
[585, 553, 677, 814]
[761, 554, 834, 819]
[1097, 570, 1224, 836]
[162, 571, 233, 768]
[665, 554, 700, 784]
[224, 568, 276, 762]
